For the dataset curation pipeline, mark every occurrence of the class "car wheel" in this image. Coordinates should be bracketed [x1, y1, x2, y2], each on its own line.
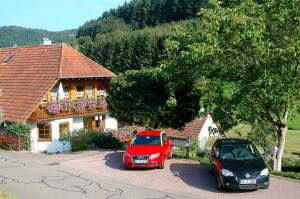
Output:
[217, 176, 225, 191]
[160, 156, 165, 169]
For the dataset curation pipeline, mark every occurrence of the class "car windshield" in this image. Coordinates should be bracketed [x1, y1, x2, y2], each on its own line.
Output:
[131, 136, 161, 145]
[220, 143, 261, 160]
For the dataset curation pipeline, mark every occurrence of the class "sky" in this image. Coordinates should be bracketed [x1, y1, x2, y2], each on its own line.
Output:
[0, 0, 128, 31]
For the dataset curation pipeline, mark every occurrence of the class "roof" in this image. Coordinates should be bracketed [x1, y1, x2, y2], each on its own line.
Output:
[137, 130, 162, 136]
[160, 117, 207, 140]
[0, 43, 115, 122]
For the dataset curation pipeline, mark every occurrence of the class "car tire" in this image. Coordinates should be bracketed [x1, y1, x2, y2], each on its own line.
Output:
[160, 156, 165, 169]
[217, 176, 225, 191]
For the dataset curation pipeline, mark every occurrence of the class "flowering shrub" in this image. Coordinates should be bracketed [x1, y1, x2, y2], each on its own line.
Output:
[74, 99, 87, 113]
[86, 98, 97, 110]
[96, 97, 106, 109]
[46, 101, 62, 114]
[61, 99, 73, 112]
[45, 98, 107, 114]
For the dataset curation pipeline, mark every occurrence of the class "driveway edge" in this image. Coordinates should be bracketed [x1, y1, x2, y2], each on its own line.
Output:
[271, 174, 300, 183]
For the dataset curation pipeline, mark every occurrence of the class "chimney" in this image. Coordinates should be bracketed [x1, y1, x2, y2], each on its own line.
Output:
[43, 38, 52, 45]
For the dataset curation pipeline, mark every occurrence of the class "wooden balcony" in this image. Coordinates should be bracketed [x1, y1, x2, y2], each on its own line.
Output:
[28, 98, 108, 121]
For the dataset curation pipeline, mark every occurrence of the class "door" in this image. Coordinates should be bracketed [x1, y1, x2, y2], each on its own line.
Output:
[211, 141, 220, 175]
[162, 133, 171, 158]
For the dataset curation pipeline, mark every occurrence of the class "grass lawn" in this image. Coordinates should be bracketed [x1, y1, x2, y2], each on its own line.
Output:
[0, 191, 18, 199]
[288, 110, 300, 130]
[285, 130, 300, 157]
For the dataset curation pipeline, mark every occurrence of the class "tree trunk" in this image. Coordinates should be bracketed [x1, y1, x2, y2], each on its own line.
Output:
[273, 114, 288, 172]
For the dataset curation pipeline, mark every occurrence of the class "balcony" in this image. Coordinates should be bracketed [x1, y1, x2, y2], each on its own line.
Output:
[28, 97, 108, 121]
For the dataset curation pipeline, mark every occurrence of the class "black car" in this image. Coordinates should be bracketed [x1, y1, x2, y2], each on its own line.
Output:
[210, 138, 269, 191]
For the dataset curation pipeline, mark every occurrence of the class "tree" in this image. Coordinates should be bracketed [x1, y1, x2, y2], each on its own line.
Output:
[163, 0, 300, 171]
[107, 68, 200, 129]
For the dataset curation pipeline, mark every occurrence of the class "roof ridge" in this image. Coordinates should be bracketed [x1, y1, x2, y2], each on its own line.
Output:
[0, 43, 62, 50]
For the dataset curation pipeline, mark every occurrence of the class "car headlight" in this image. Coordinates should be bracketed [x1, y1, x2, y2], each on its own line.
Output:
[123, 152, 131, 158]
[260, 168, 269, 176]
[149, 153, 160, 160]
[222, 169, 234, 177]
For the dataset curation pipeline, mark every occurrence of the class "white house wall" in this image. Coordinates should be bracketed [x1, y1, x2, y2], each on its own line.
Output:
[198, 115, 217, 149]
[105, 113, 118, 130]
[27, 114, 118, 153]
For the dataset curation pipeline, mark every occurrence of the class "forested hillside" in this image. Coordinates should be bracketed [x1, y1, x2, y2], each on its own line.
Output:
[0, 26, 76, 48]
[77, 0, 207, 38]
[77, 0, 207, 73]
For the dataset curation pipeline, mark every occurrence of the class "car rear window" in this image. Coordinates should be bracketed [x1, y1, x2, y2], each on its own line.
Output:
[220, 143, 261, 160]
[131, 136, 161, 145]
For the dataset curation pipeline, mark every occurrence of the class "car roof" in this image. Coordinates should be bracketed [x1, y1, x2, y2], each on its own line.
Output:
[137, 130, 162, 136]
[217, 138, 251, 145]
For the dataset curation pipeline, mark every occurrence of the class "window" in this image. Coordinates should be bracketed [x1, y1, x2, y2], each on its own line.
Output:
[77, 85, 84, 98]
[51, 87, 58, 101]
[59, 122, 70, 139]
[97, 84, 106, 97]
[83, 117, 93, 129]
[38, 123, 52, 142]
[63, 85, 70, 99]
[86, 85, 93, 98]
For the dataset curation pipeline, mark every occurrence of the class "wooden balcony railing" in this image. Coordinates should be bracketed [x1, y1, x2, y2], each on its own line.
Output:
[28, 98, 108, 121]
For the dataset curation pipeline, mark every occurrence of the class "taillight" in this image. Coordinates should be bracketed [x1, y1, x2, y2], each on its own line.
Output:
[216, 159, 222, 174]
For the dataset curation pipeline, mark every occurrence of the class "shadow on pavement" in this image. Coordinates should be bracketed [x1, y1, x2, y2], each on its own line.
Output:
[170, 162, 219, 193]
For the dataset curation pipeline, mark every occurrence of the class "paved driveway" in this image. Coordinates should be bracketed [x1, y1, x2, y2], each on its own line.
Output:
[1, 150, 300, 199]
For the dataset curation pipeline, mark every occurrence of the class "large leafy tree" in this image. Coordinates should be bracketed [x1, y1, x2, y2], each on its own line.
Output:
[163, 0, 300, 171]
[107, 68, 200, 129]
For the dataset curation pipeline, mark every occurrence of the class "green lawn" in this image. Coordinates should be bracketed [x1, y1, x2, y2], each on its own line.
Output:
[0, 191, 18, 199]
[288, 111, 300, 130]
[285, 130, 300, 157]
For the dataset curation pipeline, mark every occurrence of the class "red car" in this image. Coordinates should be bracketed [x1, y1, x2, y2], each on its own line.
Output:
[123, 130, 172, 169]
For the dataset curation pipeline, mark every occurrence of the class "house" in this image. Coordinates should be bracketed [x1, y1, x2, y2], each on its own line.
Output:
[0, 43, 118, 153]
[160, 116, 217, 149]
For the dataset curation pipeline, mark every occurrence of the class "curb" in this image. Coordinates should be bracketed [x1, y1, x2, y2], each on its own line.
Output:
[271, 174, 300, 183]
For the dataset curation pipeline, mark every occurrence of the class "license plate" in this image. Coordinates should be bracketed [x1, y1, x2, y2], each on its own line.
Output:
[240, 179, 257, 184]
[133, 160, 147, 164]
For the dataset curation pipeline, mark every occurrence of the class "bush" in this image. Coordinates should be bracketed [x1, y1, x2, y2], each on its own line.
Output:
[6, 122, 31, 136]
[68, 128, 124, 152]
[0, 133, 27, 151]
[272, 171, 300, 181]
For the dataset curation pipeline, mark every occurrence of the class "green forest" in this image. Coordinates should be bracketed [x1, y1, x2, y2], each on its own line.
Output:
[0, 26, 76, 48]
[76, 0, 208, 74]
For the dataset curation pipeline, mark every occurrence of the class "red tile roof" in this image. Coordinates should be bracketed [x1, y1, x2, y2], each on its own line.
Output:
[59, 44, 114, 78]
[0, 43, 115, 122]
[160, 117, 207, 140]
